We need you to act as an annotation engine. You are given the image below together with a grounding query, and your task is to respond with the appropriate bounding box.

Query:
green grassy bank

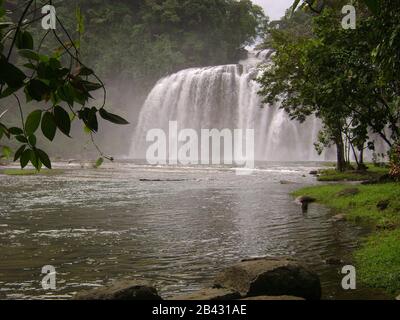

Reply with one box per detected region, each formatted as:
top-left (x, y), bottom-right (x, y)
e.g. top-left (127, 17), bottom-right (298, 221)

top-left (0, 169), bottom-right (64, 176)
top-left (294, 178), bottom-right (400, 295)
top-left (316, 164), bottom-right (389, 182)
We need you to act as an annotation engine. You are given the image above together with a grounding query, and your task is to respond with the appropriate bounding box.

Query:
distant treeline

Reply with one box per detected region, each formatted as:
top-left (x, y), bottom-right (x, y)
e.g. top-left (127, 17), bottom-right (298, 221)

top-left (22, 0), bottom-right (267, 85)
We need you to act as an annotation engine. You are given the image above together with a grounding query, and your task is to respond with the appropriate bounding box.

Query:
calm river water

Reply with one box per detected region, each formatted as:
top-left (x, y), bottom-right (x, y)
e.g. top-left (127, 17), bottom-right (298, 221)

top-left (0, 161), bottom-right (389, 299)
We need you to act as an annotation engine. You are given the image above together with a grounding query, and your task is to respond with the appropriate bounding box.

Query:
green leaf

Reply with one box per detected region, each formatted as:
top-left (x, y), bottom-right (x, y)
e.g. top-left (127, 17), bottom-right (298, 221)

top-left (2, 145), bottom-right (11, 159)
top-left (18, 49), bottom-right (40, 61)
top-left (30, 150), bottom-right (41, 171)
top-left (14, 145), bottom-right (26, 161)
top-left (54, 106), bottom-right (71, 137)
top-left (26, 79), bottom-right (51, 101)
top-left (28, 134), bottom-right (36, 146)
top-left (8, 127), bottom-right (23, 135)
top-left (83, 125), bottom-right (92, 134)
top-left (99, 108), bottom-right (129, 125)
top-left (57, 84), bottom-right (75, 106)
top-left (79, 67), bottom-right (94, 76)
top-left (16, 135), bottom-right (28, 143)
top-left (0, 58), bottom-right (26, 88)
top-left (36, 149), bottom-right (51, 169)
top-left (20, 149), bottom-right (32, 168)
top-left (81, 80), bottom-right (103, 92)
top-left (25, 110), bottom-right (42, 135)
top-left (23, 63), bottom-right (37, 70)
top-left (16, 31), bottom-right (34, 50)
top-left (94, 157), bottom-right (103, 168)
top-left (0, 86), bottom-right (19, 98)
top-left (41, 112), bottom-right (57, 141)
top-left (79, 107), bottom-right (98, 132)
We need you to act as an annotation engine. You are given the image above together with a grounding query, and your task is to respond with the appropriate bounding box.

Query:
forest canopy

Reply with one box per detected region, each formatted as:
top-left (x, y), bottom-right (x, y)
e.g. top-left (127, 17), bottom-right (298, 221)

top-left (48, 0), bottom-right (268, 84)
top-left (0, 0), bottom-right (268, 166)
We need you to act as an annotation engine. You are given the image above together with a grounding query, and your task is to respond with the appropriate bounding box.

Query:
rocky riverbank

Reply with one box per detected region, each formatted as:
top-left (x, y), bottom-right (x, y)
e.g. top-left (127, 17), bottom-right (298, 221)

top-left (74, 257), bottom-right (321, 300)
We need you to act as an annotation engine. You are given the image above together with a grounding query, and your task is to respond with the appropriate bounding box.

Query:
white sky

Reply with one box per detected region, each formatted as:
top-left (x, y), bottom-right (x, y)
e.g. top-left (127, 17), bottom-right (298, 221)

top-left (252, 0), bottom-right (294, 20)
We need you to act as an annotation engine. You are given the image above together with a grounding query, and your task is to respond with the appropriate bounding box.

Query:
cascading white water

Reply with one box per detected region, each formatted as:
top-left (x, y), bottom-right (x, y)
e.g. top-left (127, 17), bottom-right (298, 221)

top-left (130, 50), bottom-right (325, 161)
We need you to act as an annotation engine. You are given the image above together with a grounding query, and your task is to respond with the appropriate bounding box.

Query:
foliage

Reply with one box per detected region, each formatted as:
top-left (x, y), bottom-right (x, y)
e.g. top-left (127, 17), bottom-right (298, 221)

top-left (51, 0), bottom-right (268, 83)
top-left (259, 1), bottom-right (400, 172)
top-left (0, 0), bottom-right (129, 170)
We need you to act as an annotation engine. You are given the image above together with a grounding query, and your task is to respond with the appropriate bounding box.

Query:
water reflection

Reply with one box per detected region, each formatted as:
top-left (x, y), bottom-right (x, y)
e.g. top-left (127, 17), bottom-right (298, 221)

top-left (0, 162), bottom-right (388, 299)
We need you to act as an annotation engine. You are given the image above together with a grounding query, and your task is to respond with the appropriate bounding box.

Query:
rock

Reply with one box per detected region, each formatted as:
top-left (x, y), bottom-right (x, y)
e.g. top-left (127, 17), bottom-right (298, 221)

top-left (241, 295), bottom-right (305, 300)
top-left (296, 196), bottom-right (316, 204)
top-left (376, 223), bottom-right (396, 231)
top-left (169, 288), bottom-right (240, 300)
top-left (377, 200), bottom-right (390, 211)
top-left (324, 258), bottom-right (344, 266)
top-left (296, 196), bottom-right (317, 213)
top-left (213, 257), bottom-right (321, 300)
top-left (336, 188), bottom-right (360, 197)
top-left (309, 170), bottom-right (318, 175)
top-left (396, 295), bottom-right (400, 301)
top-left (74, 280), bottom-right (162, 300)
top-left (331, 214), bottom-right (347, 222)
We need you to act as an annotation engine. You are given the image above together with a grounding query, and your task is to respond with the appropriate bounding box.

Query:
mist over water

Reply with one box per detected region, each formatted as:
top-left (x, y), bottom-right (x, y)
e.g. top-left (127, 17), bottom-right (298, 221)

top-left (130, 50), bottom-right (326, 161)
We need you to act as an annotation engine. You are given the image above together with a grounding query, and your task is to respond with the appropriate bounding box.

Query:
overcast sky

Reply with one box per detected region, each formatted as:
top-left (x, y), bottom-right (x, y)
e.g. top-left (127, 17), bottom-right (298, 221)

top-left (253, 0), bottom-right (294, 20)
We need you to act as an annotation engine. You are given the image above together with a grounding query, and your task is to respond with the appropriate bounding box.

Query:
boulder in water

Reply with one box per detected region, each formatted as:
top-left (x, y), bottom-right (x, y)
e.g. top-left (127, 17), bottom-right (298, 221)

top-left (296, 196), bottom-right (317, 204)
top-left (74, 280), bottom-right (162, 300)
top-left (280, 180), bottom-right (297, 185)
top-left (169, 288), bottom-right (240, 300)
top-left (213, 257), bottom-right (321, 300)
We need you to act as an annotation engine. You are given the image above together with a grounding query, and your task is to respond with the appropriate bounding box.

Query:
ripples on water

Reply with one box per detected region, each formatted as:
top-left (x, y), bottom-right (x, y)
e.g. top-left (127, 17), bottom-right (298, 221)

top-left (0, 162), bottom-right (388, 299)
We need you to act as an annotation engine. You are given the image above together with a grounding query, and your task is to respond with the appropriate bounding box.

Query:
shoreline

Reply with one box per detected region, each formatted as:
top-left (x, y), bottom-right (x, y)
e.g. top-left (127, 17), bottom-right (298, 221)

top-left (293, 167), bottom-right (400, 299)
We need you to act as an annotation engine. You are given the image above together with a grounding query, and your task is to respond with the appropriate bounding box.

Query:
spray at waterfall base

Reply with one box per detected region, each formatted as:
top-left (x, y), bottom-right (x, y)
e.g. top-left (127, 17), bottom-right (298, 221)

top-left (145, 121), bottom-right (255, 175)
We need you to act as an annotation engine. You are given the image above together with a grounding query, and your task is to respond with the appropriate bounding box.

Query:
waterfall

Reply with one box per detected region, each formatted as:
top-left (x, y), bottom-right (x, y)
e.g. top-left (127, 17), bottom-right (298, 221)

top-left (130, 50), bottom-right (324, 162)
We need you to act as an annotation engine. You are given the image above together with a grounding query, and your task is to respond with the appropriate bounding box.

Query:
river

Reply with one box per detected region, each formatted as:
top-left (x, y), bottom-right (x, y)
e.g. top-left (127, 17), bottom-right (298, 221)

top-left (0, 161), bottom-right (389, 299)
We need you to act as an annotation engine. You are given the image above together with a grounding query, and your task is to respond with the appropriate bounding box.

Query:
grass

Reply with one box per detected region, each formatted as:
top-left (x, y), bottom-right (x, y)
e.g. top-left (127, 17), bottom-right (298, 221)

top-left (355, 230), bottom-right (400, 293)
top-left (293, 183), bottom-right (400, 227)
top-left (293, 182), bottom-right (400, 294)
top-left (0, 169), bottom-right (64, 176)
top-left (316, 164), bottom-right (389, 182)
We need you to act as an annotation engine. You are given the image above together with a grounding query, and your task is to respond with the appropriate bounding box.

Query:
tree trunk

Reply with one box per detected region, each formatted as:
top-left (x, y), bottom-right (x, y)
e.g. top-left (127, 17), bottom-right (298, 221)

top-left (335, 135), bottom-right (346, 172)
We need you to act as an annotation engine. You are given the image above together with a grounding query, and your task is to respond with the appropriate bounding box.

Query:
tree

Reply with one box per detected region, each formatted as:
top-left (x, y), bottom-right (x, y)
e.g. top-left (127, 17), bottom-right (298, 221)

top-left (0, 0), bottom-right (129, 170)
top-left (259, 1), bottom-right (400, 171)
